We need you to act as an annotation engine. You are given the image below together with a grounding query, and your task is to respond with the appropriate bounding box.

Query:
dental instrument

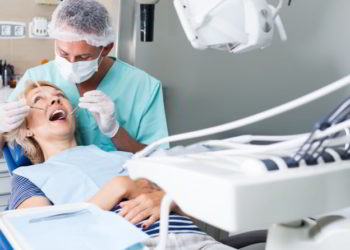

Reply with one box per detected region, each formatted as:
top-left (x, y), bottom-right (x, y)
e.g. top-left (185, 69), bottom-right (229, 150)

top-left (30, 104), bottom-right (77, 114)
top-left (293, 97), bottom-right (350, 162)
top-left (69, 105), bottom-right (79, 115)
top-left (33, 81), bottom-right (41, 89)
top-left (29, 106), bottom-right (44, 111)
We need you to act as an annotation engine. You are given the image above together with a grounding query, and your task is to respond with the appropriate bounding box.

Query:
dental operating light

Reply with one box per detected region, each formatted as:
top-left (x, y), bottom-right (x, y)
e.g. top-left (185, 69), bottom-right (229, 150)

top-left (137, 0), bottom-right (287, 53)
top-left (173, 0), bottom-right (287, 53)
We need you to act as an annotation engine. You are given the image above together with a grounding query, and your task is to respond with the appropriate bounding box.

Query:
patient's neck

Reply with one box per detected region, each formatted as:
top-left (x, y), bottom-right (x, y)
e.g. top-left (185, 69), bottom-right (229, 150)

top-left (40, 137), bottom-right (77, 161)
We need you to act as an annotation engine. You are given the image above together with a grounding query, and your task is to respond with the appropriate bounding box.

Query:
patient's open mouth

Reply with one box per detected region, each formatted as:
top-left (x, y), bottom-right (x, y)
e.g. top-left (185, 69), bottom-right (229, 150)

top-left (49, 110), bottom-right (67, 121)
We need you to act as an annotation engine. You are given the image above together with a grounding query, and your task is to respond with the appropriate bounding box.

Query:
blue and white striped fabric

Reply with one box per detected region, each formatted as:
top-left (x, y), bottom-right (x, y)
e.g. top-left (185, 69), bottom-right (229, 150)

top-left (111, 206), bottom-right (203, 236)
top-left (9, 175), bottom-right (203, 237)
top-left (9, 175), bottom-right (50, 209)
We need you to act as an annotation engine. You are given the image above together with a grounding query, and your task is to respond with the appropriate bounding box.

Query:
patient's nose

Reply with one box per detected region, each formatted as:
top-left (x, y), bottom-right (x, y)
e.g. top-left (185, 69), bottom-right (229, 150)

top-left (50, 97), bottom-right (61, 105)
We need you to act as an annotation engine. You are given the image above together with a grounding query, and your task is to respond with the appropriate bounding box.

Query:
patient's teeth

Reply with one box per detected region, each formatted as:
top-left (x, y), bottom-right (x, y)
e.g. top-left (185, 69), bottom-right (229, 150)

top-left (49, 109), bottom-right (67, 121)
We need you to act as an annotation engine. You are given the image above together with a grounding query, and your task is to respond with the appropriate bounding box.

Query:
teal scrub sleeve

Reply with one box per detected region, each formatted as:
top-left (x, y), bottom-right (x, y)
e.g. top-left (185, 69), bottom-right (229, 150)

top-left (137, 82), bottom-right (170, 149)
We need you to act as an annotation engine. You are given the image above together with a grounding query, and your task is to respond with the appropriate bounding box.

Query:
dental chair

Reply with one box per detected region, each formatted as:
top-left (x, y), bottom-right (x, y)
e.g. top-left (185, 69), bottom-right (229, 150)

top-left (221, 230), bottom-right (267, 250)
top-left (3, 143), bottom-right (32, 175)
top-left (1, 143), bottom-right (267, 249)
top-left (0, 143), bottom-right (32, 250)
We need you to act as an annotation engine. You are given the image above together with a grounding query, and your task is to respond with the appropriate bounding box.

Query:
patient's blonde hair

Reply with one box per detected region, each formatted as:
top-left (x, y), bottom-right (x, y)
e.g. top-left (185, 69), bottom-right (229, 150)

top-left (4, 80), bottom-right (64, 164)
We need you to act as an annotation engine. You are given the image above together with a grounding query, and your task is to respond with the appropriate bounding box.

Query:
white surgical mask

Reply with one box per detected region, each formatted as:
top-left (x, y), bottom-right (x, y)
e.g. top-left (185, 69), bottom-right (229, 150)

top-left (55, 49), bottom-right (104, 84)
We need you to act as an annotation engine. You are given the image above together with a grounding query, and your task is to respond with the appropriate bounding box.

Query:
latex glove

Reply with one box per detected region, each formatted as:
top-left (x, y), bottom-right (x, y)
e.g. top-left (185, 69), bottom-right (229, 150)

top-left (0, 99), bottom-right (30, 133)
top-left (78, 90), bottom-right (119, 138)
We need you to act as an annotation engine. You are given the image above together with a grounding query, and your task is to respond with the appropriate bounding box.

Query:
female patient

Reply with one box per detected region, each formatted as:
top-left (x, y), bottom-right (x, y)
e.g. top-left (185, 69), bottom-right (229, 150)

top-left (5, 81), bottom-right (236, 250)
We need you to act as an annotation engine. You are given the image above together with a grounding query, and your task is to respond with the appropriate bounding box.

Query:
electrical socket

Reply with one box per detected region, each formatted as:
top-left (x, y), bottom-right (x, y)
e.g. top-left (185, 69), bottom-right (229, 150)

top-left (29, 17), bottom-right (50, 39)
top-left (0, 22), bottom-right (26, 39)
top-left (1, 25), bottom-right (11, 36)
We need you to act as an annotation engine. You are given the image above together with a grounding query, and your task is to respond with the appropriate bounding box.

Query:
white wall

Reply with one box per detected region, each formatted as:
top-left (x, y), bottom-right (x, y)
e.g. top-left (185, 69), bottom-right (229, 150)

top-left (134, 0), bottom-right (350, 145)
top-left (0, 1), bottom-right (56, 75)
top-left (0, 0), bottom-right (116, 75)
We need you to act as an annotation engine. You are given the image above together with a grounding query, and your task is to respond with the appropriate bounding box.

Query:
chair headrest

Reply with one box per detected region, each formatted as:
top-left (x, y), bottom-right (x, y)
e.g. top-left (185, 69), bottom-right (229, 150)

top-left (3, 143), bottom-right (32, 174)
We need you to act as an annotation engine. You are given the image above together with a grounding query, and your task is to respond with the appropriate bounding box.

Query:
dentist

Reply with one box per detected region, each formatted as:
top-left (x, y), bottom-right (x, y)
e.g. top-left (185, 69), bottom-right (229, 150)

top-left (0, 0), bottom-right (168, 153)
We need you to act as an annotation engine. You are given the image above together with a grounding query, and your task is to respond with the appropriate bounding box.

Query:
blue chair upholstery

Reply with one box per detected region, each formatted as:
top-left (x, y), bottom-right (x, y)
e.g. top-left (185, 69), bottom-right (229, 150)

top-left (3, 143), bottom-right (32, 175)
top-left (0, 231), bottom-right (13, 250)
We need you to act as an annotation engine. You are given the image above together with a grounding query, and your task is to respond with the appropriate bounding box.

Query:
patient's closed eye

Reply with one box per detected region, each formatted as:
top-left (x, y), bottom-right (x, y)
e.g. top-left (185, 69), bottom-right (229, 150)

top-left (33, 96), bottom-right (42, 103)
top-left (57, 93), bottom-right (67, 99)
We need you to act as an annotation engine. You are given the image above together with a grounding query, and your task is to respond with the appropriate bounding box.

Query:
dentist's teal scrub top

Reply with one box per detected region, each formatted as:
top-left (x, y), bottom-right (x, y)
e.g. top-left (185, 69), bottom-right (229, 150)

top-left (9, 59), bottom-right (169, 151)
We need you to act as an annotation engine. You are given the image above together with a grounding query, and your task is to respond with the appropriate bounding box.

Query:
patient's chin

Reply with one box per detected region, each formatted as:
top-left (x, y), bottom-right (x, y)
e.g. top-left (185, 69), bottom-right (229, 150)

top-left (36, 122), bottom-right (75, 141)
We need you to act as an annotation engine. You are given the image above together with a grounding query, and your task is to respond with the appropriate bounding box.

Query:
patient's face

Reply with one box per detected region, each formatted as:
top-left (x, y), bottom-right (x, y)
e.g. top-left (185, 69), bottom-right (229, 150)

top-left (25, 85), bottom-right (76, 142)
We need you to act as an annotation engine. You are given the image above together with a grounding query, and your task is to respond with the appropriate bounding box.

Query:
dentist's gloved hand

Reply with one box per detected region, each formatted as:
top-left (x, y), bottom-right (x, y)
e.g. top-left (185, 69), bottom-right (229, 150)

top-left (0, 99), bottom-right (30, 133)
top-left (78, 90), bottom-right (119, 138)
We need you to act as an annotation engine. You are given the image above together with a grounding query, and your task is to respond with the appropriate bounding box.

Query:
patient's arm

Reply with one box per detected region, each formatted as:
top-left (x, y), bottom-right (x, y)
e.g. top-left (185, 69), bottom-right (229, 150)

top-left (88, 176), bottom-right (184, 227)
top-left (87, 176), bottom-right (155, 211)
top-left (17, 196), bottom-right (52, 209)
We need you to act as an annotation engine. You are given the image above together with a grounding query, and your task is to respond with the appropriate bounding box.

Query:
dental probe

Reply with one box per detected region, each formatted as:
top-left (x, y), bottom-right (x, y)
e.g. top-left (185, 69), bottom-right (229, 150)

top-left (69, 105), bottom-right (79, 115)
top-left (29, 106), bottom-right (45, 111)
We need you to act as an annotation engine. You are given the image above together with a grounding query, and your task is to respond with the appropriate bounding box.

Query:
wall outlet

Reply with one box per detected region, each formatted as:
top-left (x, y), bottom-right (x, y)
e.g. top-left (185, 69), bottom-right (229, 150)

top-left (14, 25), bottom-right (25, 37)
top-left (1, 25), bottom-right (11, 36)
top-left (29, 17), bottom-right (50, 39)
top-left (0, 22), bottom-right (26, 39)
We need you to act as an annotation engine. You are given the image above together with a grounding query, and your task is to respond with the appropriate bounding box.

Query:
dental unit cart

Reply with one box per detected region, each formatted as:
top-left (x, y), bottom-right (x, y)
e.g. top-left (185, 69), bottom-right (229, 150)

top-left (126, 73), bottom-right (350, 250)
top-left (127, 145), bottom-right (350, 250)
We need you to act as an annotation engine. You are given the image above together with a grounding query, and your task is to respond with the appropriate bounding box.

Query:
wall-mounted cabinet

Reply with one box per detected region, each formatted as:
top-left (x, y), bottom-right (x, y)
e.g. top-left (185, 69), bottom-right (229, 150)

top-left (35, 0), bottom-right (61, 5)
